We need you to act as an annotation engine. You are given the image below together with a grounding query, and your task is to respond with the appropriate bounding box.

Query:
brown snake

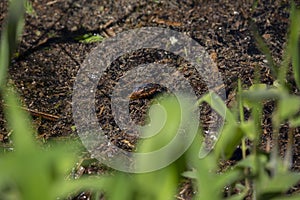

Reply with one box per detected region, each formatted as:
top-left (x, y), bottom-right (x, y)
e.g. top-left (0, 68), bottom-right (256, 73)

top-left (128, 83), bottom-right (167, 100)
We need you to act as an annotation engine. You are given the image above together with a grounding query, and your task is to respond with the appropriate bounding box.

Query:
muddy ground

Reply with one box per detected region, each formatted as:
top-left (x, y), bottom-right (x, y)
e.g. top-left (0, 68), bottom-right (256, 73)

top-left (1, 0), bottom-right (300, 199)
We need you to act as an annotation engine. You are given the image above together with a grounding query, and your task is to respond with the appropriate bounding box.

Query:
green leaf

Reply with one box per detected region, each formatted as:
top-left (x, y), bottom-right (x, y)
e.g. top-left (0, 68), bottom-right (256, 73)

top-left (75, 33), bottom-right (104, 43)
top-left (240, 120), bottom-right (256, 141)
top-left (0, 33), bottom-right (9, 87)
top-left (101, 173), bottom-right (132, 200)
top-left (251, 21), bottom-right (278, 78)
top-left (236, 153), bottom-right (269, 175)
top-left (249, 83), bottom-right (268, 91)
top-left (225, 188), bottom-right (248, 200)
top-left (216, 169), bottom-right (244, 190)
top-left (133, 165), bottom-right (179, 200)
top-left (52, 176), bottom-right (112, 199)
top-left (197, 92), bottom-right (235, 123)
top-left (181, 169), bottom-right (198, 179)
top-left (71, 125), bottom-right (77, 132)
top-left (192, 155), bottom-right (243, 200)
top-left (272, 193), bottom-right (300, 200)
top-left (288, 2), bottom-right (300, 89)
top-left (24, 0), bottom-right (36, 16)
top-left (278, 95), bottom-right (300, 121)
top-left (3, 87), bottom-right (36, 152)
top-left (214, 123), bottom-right (244, 159)
top-left (260, 172), bottom-right (300, 195)
top-left (290, 116), bottom-right (300, 127)
top-left (0, 0), bottom-right (25, 87)
top-left (242, 87), bottom-right (280, 103)
top-left (0, 142), bottom-right (79, 200)
top-left (197, 92), bottom-right (237, 158)
top-left (194, 155), bottom-right (221, 200)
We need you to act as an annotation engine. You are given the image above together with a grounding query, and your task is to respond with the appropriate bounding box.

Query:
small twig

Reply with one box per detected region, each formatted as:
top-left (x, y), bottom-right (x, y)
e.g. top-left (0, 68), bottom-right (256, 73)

top-left (152, 17), bottom-right (182, 27)
top-left (99, 106), bottom-right (105, 116)
top-left (175, 196), bottom-right (185, 200)
top-left (209, 83), bottom-right (225, 93)
top-left (46, 0), bottom-right (59, 6)
top-left (3, 104), bottom-right (60, 121)
top-left (284, 127), bottom-right (294, 170)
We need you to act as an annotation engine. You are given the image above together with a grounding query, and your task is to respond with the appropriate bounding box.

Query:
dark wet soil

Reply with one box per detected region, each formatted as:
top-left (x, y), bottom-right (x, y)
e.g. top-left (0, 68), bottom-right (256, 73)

top-left (1, 0), bottom-right (300, 199)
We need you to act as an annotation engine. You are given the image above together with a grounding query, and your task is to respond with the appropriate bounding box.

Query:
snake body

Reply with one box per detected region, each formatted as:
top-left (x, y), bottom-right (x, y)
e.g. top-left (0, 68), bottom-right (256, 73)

top-left (129, 83), bottom-right (167, 100)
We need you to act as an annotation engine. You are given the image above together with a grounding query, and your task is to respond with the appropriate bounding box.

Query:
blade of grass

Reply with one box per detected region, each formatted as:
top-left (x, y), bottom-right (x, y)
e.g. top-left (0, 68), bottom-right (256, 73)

top-left (238, 79), bottom-right (246, 157)
top-left (272, 194), bottom-right (300, 200)
top-left (0, 0), bottom-right (25, 87)
top-left (288, 2), bottom-right (300, 89)
top-left (52, 176), bottom-right (112, 199)
top-left (196, 92), bottom-right (235, 124)
top-left (237, 79), bottom-right (250, 190)
top-left (250, 20), bottom-right (278, 79)
top-left (0, 0), bottom-right (36, 163)
top-left (3, 79), bottom-right (36, 152)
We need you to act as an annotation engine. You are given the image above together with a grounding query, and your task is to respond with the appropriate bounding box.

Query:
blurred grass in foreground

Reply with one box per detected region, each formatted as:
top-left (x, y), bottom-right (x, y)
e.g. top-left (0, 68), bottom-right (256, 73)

top-left (0, 0), bottom-right (300, 200)
top-left (0, 1), bottom-right (111, 200)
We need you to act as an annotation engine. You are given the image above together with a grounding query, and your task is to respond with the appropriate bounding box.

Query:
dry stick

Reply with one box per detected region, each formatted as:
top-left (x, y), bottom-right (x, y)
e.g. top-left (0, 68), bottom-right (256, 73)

top-left (3, 104), bottom-right (60, 121)
top-left (284, 127), bottom-right (294, 171)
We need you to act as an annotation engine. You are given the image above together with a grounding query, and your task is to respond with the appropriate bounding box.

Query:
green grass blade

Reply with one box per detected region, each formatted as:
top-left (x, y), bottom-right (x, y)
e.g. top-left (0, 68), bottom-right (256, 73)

top-left (196, 92), bottom-right (235, 124)
top-left (0, 34), bottom-right (9, 87)
top-left (288, 2), bottom-right (300, 89)
top-left (250, 20), bottom-right (278, 79)
top-left (272, 194), bottom-right (300, 200)
top-left (214, 123), bottom-right (244, 159)
top-left (52, 176), bottom-right (111, 199)
top-left (0, 0), bottom-right (25, 87)
top-left (3, 87), bottom-right (36, 151)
